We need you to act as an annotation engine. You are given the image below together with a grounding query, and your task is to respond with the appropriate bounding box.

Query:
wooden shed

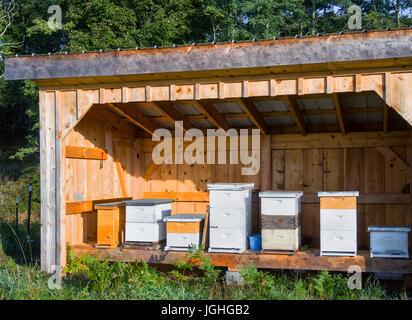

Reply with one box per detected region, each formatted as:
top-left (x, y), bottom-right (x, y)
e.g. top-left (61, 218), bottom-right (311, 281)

top-left (4, 29), bottom-right (412, 275)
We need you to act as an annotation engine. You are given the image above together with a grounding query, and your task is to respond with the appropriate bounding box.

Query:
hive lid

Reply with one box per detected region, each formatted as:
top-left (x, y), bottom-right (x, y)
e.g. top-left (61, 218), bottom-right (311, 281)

top-left (318, 191), bottom-right (359, 197)
top-left (94, 202), bottom-right (124, 208)
top-left (368, 226), bottom-right (411, 232)
top-left (259, 191), bottom-right (303, 198)
top-left (207, 183), bottom-right (254, 191)
top-left (163, 214), bottom-right (205, 222)
top-left (121, 199), bottom-right (174, 206)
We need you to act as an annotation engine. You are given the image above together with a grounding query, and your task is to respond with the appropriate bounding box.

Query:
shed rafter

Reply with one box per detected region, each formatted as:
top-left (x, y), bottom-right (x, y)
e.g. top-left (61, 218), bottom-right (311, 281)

top-left (150, 101), bottom-right (194, 133)
top-left (332, 93), bottom-right (346, 134)
top-left (282, 95), bottom-right (307, 135)
top-left (106, 103), bottom-right (159, 136)
top-left (237, 98), bottom-right (269, 135)
top-left (191, 100), bottom-right (232, 131)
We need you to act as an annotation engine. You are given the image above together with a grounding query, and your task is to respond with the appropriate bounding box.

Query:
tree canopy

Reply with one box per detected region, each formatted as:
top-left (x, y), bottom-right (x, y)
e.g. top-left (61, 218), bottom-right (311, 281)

top-left (0, 0), bottom-right (411, 178)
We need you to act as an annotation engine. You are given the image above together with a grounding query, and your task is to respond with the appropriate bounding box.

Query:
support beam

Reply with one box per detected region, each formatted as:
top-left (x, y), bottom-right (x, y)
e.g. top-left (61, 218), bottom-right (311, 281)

top-left (237, 98), bottom-right (269, 135)
top-left (143, 192), bottom-right (209, 202)
top-left (282, 96), bottom-right (307, 135)
top-left (376, 146), bottom-right (409, 171)
top-left (65, 146), bottom-right (108, 160)
top-left (106, 103), bottom-right (158, 136)
top-left (332, 93), bottom-right (346, 134)
top-left (192, 100), bottom-right (231, 131)
top-left (383, 104), bottom-right (390, 133)
top-left (150, 101), bottom-right (194, 132)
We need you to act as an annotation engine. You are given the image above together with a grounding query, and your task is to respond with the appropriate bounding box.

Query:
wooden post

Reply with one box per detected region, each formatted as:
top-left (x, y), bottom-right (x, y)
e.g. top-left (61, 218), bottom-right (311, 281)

top-left (40, 90), bottom-right (60, 273)
top-left (260, 135), bottom-right (272, 191)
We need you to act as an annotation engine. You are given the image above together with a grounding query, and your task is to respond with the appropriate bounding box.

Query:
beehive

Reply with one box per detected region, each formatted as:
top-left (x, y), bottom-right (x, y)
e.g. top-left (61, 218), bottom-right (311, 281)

top-left (259, 191), bottom-right (303, 252)
top-left (368, 226), bottom-right (411, 259)
top-left (95, 203), bottom-right (125, 248)
top-left (164, 214), bottom-right (205, 251)
top-left (123, 199), bottom-right (173, 244)
top-left (319, 191), bottom-right (359, 256)
top-left (207, 183), bottom-right (254, 253)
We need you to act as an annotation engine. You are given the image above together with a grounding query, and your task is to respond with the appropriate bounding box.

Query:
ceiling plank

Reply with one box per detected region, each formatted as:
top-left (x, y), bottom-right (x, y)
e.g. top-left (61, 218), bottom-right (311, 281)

top-left (237, 98), bottom-right (269, 135)
top-left (192, 100), bottom-right (231, 131)
top-left (332, 93), bottom-right (346, 134)
top-left (282, 96), bottom-right (307, 135)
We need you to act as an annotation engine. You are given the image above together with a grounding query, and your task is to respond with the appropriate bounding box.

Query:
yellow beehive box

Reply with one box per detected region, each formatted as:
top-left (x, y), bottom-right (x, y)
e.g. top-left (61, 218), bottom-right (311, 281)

top-left (95, 203), bottom-right (125, 248)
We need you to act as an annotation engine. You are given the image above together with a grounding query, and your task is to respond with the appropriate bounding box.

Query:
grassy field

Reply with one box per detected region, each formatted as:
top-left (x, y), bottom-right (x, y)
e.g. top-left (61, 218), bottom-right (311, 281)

top-left (0, 180), bottom-right (406, 301)
top-left (0, 226), bottom-right (406, 300)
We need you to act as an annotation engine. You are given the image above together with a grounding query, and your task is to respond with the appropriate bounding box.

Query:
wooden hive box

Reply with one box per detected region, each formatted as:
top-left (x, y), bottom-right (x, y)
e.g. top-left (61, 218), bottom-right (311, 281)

top-left (207, 183), bottom-right (254, 254)
top-left (259, 191), bottom-right (303, 253)
top-left (123, 199), bottom-right (173, 244)
top-left (368, 226), bottom-right (411, 259)
top-left (163, 214), bottom-right (205, 251)
top-left (319, 191), bottom-right (359, 257)
top-left (95, 203), bottom-right (126, 248)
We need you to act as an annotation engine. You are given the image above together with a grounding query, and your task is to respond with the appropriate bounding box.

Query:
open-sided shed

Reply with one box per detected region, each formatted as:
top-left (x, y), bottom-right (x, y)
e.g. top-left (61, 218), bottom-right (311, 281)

top-left (4, 29), bottom-right (412, 275)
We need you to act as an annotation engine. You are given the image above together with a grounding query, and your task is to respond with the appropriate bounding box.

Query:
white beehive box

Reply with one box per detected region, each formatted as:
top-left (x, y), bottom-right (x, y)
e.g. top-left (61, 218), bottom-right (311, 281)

top-left (123, 199), bottom-right (173, 243)
top-left (368, 226), bottom-right (410, 259)
top-left (207, 183), bottom-right (254, 253)
top-left (319, 191), bottom-right (359, 257)
top-left (164, 214), bottom-right (205, 251)
top-left (259, 191), bottom-right (303, 252)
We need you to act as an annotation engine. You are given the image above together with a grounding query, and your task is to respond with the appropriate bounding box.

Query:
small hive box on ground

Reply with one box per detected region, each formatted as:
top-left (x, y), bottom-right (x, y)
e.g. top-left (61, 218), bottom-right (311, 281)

top-left (368, 226), bottom-right (411, 259)
top-left (164, 214), bottom-right (205, 251)
top-left (319, 191), bottom-right (359, 257)
top-left (207, 183), bottom-right (254, 253)
top-left (123, 199), bottom-right (173, 244)
top-left (95, 202), bottom-right (125, 248)
top-left (259, 191), bottom-right (303, 253)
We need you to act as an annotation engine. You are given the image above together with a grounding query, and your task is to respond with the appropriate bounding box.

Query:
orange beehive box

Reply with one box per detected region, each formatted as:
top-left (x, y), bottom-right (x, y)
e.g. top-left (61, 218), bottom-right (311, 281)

top-left (95, 203), bottom-right (125, 248)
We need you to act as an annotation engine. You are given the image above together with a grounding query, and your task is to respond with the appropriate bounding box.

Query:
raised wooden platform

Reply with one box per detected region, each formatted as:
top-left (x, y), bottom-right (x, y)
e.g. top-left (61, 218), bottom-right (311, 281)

top-left (71, 245), bottom-right (412, 274)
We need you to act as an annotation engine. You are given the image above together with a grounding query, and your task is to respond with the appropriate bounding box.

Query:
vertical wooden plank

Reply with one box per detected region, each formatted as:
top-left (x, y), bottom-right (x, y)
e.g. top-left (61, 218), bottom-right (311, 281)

top-left (284, 149), bottom-right (304, 190)
top-left (271, 150), bottom-right (285, 191)
top-left (177, 163), bottom-right (195, 214)
top-left (407, 132), bottom-right (412, 249)
top-left (40, 90), bottom-right (57, 273)
top-left (385, 146), bottom-right (407, 226)
top-left (260, 135), bottom-right (272, 190)
top-left (364, 148), bottom-right (385, 248)
top-left (344, 148), bottom-right (366, 249)
top-left (323, 148), bottom-right (344, 190)
top-left (302, 149), bottom-right (323, 247)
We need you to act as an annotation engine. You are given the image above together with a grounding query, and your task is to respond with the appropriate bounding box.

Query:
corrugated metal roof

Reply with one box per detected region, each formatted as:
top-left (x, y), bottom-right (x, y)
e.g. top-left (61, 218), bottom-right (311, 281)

top-left (227, 117), bottom-right (255, 127)
top-left (253, 100), bottom-right (288, 112)
top-left (214, 102), bottom-right (245, 114)
top-left (264, 116), bottom-right (295, 127)
top-left (190, 118), bottom-right (214, 128)
top-left (174, 104), bottom-right (202, 115)
top-left (297, 97), bottom-right (337, 125)
top-left (135, 104), bottom-right (163, 117)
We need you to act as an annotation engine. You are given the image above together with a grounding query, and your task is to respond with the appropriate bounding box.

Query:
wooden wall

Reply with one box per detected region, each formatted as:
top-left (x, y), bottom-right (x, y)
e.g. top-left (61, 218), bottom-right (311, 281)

top-left (64, 112), bottom-right (412, 251)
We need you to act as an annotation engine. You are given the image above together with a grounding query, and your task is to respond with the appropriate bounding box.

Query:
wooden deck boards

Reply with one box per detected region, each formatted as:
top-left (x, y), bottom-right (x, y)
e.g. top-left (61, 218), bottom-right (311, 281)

top-left (71, 245), bottom-right (412, 274)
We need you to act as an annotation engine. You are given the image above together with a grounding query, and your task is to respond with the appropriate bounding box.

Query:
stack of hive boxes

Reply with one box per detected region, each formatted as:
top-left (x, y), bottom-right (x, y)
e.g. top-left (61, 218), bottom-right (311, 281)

top-left (164, 214), bottom-right (205, 251)
top-left (123, 199), bottom-right (173, 244)
top-left (259, 191), bottom-right (303, 253)
top-left (207, 183), bottom-right (254, 253)
top-left (319, 191), bottom-right (359, 256)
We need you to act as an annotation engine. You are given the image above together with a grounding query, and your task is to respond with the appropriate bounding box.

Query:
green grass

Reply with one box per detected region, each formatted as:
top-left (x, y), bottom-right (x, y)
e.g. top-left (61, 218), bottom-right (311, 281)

top-left (0, 244), bottom-right (404, 300)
